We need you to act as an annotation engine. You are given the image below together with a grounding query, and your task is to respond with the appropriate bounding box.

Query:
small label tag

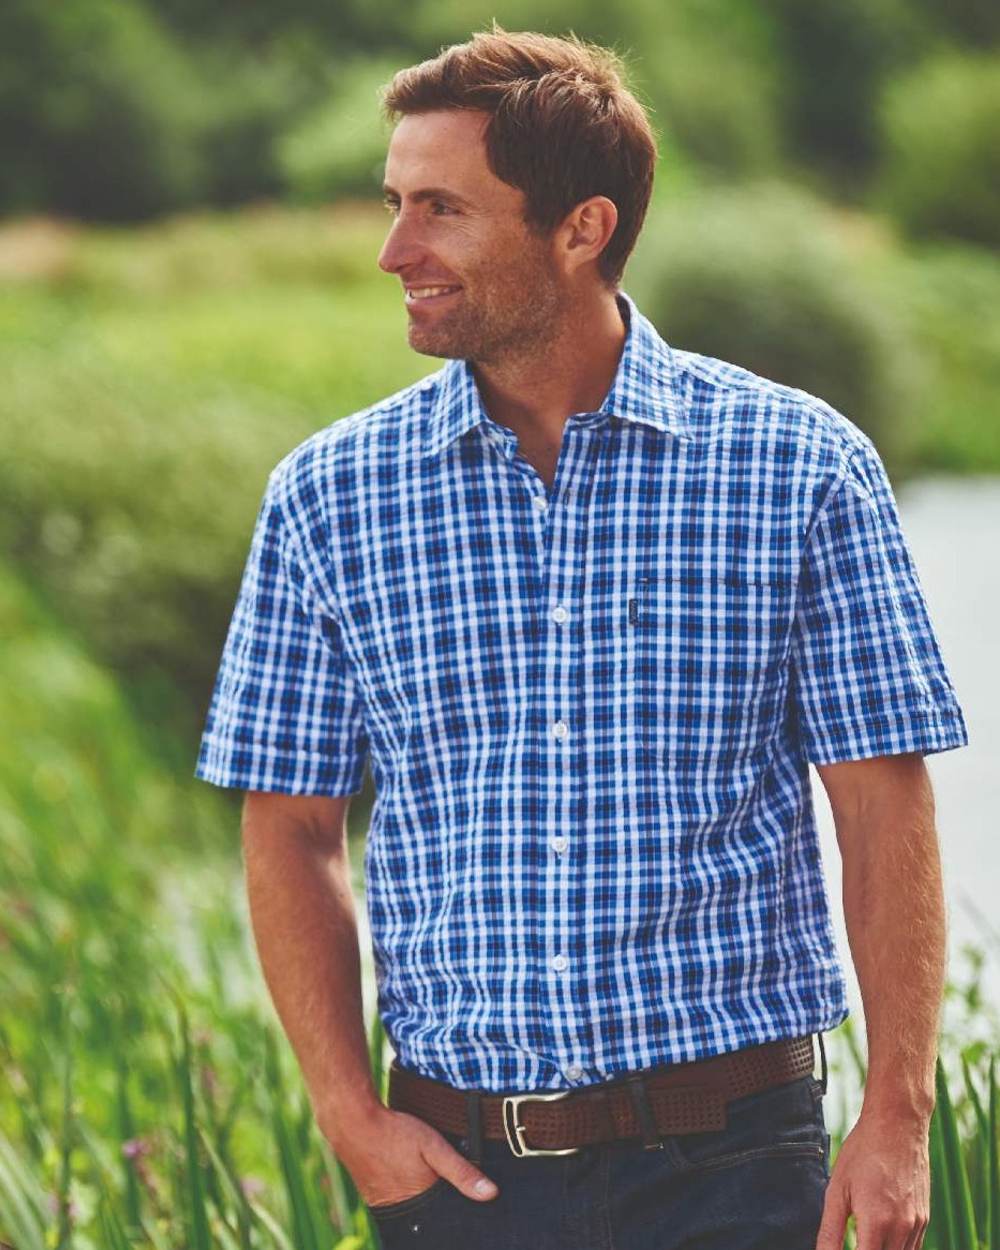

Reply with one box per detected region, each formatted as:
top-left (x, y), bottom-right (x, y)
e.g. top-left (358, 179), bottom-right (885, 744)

top-left (628, 598), bottom-right (639, 625)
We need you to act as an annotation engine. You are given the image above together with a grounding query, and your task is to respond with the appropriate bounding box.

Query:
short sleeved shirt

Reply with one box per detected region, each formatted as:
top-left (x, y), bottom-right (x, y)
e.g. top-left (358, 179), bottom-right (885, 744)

top-left (195, 289), bottom-right (968, 1092)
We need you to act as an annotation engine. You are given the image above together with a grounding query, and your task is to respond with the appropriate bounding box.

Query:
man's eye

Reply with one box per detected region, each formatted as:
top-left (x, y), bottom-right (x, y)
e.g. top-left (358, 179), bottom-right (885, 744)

top-left (430, 202), bottom-right (455, 215)
top-left (382, 198), bottom-right (400, 215)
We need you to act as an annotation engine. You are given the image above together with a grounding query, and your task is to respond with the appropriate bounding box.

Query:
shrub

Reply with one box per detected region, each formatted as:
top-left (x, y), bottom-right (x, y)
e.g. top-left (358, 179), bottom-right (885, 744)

top-left (767, 0), bottom-right (926, 193)
top-left (625, 180), bottom-right (920, 467)
top-left (0, 0), bottom-right (205, 220)
top-left (0, 206), bottom-right (422, 745)
top-left (278, 58), bottom-right (399, 203)
top-left (875, 51), bottom-right (1000, 249)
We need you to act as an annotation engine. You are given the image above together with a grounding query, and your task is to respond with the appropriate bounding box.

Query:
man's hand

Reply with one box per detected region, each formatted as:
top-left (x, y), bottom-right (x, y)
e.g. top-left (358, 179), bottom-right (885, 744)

top-left (319, 1103), bottom-right (500, 1210)
top-left (815, 1108), bottom-right (930, 1250)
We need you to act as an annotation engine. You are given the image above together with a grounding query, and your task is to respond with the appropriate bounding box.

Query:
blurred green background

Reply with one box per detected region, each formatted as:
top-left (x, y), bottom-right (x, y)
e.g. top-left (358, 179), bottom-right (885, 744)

top-left (2, 2), bottom-right (999, 1247)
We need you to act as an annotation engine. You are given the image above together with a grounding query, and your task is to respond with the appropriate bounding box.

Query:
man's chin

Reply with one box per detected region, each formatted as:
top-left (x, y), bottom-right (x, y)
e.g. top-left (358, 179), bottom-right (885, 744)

top-left (407, 328), bottom-right (466, 360)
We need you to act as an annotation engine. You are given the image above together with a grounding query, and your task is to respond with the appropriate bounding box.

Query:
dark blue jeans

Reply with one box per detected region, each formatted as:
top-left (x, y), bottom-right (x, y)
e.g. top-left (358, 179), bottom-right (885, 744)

top-left (368, 1073), bottom-right (831, 1250)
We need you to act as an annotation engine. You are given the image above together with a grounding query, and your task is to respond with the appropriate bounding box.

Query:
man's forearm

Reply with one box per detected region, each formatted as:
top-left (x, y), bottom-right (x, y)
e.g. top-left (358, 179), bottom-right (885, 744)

top-left (242, 823), bottom-right (383, 1140)
top-left (839, 766), bottom-right (945, 1124)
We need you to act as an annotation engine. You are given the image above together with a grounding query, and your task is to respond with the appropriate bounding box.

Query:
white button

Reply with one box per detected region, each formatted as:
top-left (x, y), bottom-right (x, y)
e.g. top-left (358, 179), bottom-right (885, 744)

top-left (552, 720), bottom-right (568, 740)
top-left (551, 836), bottom-right (568, 854)
top-left (552, 606), bottom-right (568, 624)
top-left (566, 1064), bottom-right (584, 1080)
top-left (533, 495), bottom-right (547, 511)
top-left (551, 953), bottom-right (569, 972)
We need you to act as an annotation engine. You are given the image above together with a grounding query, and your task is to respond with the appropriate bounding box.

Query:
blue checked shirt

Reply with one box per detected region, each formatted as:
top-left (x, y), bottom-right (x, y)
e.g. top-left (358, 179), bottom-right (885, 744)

top-left (195, 290), bottom-right (969, 1092)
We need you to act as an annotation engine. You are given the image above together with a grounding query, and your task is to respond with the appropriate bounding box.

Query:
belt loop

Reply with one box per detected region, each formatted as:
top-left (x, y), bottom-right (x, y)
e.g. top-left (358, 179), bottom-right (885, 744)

top-left (464, 1089), bottom-right (484, 1164)
top-left (816, 1031), bottom-right (828, 1096)
top-left (625, 1073), bottom-right (664, 1151)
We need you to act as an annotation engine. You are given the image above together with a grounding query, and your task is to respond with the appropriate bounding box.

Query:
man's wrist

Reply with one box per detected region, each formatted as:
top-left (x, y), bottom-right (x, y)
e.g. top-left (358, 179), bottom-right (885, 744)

top-left (860, 1086), bottom-right (935, 1129)
top-left (312, 1085), bottom-right (386, 1143)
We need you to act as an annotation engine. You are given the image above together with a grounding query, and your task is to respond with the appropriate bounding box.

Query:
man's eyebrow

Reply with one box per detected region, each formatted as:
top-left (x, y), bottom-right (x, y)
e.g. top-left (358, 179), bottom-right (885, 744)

top-left (381, 184), bottom-right (476, 209)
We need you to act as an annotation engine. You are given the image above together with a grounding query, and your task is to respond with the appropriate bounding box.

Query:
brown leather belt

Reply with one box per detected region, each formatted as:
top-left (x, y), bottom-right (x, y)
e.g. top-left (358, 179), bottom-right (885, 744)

top-left (388, 1034), bottom-right (820, 1158)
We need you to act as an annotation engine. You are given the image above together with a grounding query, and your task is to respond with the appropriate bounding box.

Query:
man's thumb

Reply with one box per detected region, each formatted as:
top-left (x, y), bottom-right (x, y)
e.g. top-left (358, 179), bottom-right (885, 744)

top-left (433, 1143), bottom-right (499, 1202)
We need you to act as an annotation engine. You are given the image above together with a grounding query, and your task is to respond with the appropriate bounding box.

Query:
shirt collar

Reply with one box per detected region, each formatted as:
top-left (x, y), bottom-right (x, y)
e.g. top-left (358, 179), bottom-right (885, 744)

top-left (420, 289), bottom-right (692, 460)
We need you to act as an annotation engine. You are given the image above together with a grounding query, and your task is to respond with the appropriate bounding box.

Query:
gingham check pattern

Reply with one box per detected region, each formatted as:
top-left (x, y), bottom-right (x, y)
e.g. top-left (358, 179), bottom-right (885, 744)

top-left (195, 290), bottom-right (969, 1092)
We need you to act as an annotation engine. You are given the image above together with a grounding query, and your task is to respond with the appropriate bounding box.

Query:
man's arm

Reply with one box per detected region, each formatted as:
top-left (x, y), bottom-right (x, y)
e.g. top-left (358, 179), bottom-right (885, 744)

top-left (239, 790), bottom-right (500, 1207)
top-left (816, 750), bottom-right (944, 1122)
top-left (241, 791), bottom-right (383, 1140)
top-left (812, 750), bottom-right (939, 1250)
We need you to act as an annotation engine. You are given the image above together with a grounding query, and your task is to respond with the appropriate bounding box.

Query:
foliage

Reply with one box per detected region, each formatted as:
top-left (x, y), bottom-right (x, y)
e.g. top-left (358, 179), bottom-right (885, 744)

top-left (911, 0), bottom-right (1000, 48)
top-left (0, 556), bottom-right (381, 1247)
top-left (0, 206), bottom-right (427, 745)
top-left (627, 179), bottom-right (920, 473)
top-left (865, 241), bottom-right (1000, 474)
top-left (875, 51), bottom-right (1000, 250)
top-left (766, 0), bottom-right (929, 194)
top-left (279, 58), bottom-right (400, 203)
top-left (0, 0), bottom-right (332, 221)
top-left (0, 0), bottom-right (205, 220)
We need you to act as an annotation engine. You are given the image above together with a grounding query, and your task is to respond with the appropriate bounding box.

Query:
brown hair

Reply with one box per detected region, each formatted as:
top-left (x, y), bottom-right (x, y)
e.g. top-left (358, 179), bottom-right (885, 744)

top-left (380, 25), bottom-right (658, 289)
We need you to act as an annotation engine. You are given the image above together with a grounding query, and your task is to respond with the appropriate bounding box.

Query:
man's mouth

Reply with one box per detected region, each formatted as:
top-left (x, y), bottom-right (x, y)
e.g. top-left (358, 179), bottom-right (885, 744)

top-left (405, 285), bottom-right (462, 306)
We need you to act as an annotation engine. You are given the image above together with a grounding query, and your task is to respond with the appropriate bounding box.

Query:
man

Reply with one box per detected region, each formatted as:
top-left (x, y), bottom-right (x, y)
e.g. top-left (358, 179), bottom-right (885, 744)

top-left (195, 26), bottom-right (968, 1250)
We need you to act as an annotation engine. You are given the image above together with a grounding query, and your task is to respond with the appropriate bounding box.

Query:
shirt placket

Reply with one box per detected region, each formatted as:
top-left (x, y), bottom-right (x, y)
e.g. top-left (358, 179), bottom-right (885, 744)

top-left (486, 411), bottom-right (607, 1087)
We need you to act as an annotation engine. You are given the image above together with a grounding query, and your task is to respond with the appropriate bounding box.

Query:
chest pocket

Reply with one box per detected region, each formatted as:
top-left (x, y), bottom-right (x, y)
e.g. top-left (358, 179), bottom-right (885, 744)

top-left (627, 571), bottom-right (796, 750)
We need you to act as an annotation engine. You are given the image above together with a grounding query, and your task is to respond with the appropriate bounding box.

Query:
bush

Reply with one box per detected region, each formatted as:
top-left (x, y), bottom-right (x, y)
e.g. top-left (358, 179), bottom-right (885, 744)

top-left (0, 0), bottom-right (342, 221)
top-left (768, 0), bottom-right (927, 193)
top-left (911, 0), bottom-right (1000, 47)
top-left (0, 0), bottom-right (205, 220)
top-left (638, 37), bottom-right (784, 181)
top-left (278, 57), bottom-right (399, 202)
top-left (875, 51), bottom-right (1000, 249)
top-left (0, 206), bottom-right (423, 745)
top-left (625, 180), bottom-right (920, 467)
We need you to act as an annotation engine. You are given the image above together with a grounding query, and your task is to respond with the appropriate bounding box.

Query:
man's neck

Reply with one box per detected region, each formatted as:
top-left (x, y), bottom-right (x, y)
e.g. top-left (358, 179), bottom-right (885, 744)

top-left (470, 289), bottom-right (627, 449)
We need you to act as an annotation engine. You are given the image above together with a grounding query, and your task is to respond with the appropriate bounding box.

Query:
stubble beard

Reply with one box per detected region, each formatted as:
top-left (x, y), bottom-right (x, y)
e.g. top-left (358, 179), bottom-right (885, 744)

top-left (407, 251), bottom-right (566, 367)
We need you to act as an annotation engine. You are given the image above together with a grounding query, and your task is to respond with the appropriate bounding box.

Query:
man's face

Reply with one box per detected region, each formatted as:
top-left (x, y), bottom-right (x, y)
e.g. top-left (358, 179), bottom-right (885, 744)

top-left (377, 109), bottom-right (566, 364)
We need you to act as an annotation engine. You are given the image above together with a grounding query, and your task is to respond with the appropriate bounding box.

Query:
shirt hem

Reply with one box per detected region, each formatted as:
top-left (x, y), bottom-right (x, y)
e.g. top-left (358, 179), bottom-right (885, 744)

top-left (803, 706), bottom-right (969, 766)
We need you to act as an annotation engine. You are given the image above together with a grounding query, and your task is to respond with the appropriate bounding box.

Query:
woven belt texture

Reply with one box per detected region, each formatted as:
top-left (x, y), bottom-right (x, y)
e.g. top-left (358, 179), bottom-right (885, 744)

top-left (387, 1035), bottom-right (816, 1152)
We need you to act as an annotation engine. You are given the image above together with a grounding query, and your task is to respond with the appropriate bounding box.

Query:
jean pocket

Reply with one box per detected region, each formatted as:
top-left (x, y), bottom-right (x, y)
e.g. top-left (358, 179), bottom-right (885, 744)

top-left (664, 1075), bottom-right (827, 1176)
top-left (367, 1176), bottom-right (449, 1222)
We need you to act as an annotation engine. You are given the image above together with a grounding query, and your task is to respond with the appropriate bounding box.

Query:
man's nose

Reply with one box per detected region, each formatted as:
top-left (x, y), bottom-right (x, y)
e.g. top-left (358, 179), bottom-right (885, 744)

top-left (377, 218), bottom-right (425, 275)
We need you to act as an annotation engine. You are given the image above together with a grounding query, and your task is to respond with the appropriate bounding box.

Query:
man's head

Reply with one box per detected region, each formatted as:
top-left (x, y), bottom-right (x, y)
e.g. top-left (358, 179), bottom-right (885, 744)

top-left (377, 26), bottom-right (658, 363)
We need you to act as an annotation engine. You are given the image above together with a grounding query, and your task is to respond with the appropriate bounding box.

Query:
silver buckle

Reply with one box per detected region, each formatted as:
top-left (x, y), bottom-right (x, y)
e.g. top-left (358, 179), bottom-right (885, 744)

top-left (501, 1090), bottom-right (583, 1157)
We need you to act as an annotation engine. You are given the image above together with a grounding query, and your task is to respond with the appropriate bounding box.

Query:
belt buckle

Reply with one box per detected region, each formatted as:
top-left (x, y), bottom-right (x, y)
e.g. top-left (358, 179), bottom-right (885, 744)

top-left (501, 1090), bottom-right (582, 1157)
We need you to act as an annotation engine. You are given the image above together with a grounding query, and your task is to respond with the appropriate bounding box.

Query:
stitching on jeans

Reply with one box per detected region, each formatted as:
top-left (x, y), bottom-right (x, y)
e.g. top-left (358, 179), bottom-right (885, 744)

top-left (368, 1177), bottom-right (448, 1220)
top-left (676, 1140), bottom-right (826, 1177)
top-left (602, 1138), bottom-right (617, 1250)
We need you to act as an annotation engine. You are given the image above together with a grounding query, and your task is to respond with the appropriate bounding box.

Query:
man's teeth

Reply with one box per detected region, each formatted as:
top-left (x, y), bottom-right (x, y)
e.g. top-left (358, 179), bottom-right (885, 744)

top-left (408, 286), bottom-right (460, 298)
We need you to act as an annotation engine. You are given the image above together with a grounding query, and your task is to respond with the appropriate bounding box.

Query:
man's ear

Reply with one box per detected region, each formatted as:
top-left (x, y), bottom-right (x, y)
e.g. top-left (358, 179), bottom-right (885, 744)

top-left (557, 196), bottom-right (619, 276)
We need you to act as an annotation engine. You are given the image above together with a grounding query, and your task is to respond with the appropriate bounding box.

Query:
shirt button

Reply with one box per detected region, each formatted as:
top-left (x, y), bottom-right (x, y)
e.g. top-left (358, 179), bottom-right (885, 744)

top-left (566, 1064), bottom-right (584, 1080)
top-left (552, 720), bottom-right (568, 740)
top-left (551, 836), bottom-right (568, 854)
top-left (552, 605), bottom-right (568, 624)
top-left (551, 953), bottom-right (569, 972)
top-left (533, 495), bottom-right (547, 511)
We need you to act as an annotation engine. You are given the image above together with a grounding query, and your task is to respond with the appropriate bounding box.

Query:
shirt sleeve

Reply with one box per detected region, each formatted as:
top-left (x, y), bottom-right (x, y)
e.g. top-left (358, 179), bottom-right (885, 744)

top-left (789, 435), bottom-right (969, 766)
top-left (194, 471), bottom-right (370, 796)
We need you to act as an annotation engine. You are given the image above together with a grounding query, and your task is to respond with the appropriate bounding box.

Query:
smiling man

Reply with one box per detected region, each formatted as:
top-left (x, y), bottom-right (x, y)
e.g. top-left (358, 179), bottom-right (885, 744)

top-left (194, 26), bottom-right (969, 1250)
